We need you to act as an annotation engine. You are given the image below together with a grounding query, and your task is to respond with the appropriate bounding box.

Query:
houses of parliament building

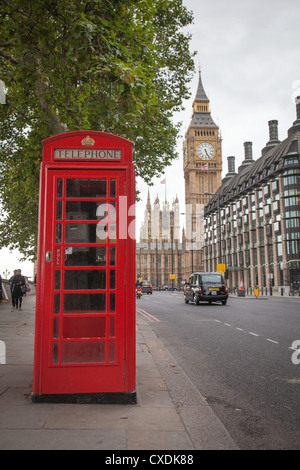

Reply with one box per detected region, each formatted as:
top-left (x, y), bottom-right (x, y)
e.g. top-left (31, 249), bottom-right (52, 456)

top-left (136, 72), bottom-right (300, 294)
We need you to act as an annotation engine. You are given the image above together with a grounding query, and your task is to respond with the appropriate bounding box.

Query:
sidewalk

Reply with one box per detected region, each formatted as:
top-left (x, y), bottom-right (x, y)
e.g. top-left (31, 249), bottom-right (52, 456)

top-left (0, 293), bottom-right (238, 450)
top-left (229, 293), bottom-right (300, 300)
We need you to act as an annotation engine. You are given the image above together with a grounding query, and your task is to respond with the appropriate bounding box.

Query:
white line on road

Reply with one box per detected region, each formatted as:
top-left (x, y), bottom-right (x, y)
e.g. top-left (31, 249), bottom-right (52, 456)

top-left (214, 319), bottom-right (282, 348)
top-left (266, 338), bottom-right (279, 344)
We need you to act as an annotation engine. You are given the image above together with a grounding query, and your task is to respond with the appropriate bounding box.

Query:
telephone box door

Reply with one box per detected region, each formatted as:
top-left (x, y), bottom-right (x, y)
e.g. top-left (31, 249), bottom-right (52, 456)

top-left (38, 169), bottom-right (128, 395)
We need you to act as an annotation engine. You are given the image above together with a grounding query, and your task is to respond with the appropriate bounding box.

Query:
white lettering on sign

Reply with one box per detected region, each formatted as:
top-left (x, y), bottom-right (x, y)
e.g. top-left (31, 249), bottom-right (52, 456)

top-left (54, 149), bottom-right (122, 160)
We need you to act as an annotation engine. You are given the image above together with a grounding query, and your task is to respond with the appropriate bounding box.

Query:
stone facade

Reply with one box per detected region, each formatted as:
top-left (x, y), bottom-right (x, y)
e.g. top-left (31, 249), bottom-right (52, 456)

top-left (204, 98), bottom-right (300, 295)
top-left (136, 193), bottom-right (184, 289)
top-left (136, 71), bottom-right (223, 288)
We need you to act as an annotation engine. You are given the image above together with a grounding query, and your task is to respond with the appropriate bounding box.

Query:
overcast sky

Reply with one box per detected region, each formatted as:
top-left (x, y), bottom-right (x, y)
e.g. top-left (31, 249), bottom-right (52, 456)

top-left (136, 0), bottom-right (300, 238)
top-left (1, 0), bottom-right (300, 278)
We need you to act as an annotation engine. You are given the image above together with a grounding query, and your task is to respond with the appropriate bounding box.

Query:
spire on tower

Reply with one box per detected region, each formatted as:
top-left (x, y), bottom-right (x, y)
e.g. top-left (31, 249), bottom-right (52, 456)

top-left (195, 68), bottom-right (209, 102)
top-left (146, 188), bottom-right (151, 210)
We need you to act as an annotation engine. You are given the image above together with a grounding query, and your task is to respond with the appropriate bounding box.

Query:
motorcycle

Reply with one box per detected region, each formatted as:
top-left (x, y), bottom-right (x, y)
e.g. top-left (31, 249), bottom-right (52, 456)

top-left (136, 286), bottom-right (142, 299)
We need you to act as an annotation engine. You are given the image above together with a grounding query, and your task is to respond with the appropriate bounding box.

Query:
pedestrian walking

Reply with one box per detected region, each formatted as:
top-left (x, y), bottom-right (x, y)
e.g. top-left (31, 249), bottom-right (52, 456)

top-left (9, 270), bottom-right (18, 309)
top-left (10, 269), bottom-right (26, 311)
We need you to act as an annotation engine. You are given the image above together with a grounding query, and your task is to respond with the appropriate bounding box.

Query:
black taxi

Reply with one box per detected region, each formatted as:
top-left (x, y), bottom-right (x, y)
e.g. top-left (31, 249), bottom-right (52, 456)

top-left (184, 272), bottom-right (228, 305)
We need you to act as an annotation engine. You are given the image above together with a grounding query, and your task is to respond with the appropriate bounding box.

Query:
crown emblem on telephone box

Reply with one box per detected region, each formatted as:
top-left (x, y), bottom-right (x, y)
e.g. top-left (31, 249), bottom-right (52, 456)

top-left (81, 135), bottom-right (95, 146)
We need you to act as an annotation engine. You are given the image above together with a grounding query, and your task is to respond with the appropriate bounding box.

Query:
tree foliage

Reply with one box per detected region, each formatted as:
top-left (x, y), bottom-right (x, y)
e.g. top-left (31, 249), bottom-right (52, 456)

top-left (0, 0), bottom-right (195, 259)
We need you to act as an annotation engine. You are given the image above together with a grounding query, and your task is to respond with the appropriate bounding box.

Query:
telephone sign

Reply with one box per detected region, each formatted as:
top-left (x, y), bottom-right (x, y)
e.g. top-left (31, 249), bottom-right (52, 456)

top-left (33, 131), bottom-right (136, 403)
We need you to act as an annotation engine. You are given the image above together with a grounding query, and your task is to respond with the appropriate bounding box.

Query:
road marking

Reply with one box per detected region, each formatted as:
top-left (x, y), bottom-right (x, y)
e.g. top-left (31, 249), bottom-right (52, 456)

top-left (214, 319), bottom-right (282, 348)
top-left (266, 338), bottom-right (279, 344)
top-left (137, 308), bottom-right (160, 323)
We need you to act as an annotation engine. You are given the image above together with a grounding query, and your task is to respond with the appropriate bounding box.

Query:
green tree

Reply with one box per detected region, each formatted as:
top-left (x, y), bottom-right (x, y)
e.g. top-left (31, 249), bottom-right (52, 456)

top-left (0, 0), bottom-right (195, 259)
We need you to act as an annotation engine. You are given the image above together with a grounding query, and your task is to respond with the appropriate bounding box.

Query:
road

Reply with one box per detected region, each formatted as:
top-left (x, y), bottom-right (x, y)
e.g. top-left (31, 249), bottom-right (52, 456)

top-left (136, 292), bottom-right (300, 450)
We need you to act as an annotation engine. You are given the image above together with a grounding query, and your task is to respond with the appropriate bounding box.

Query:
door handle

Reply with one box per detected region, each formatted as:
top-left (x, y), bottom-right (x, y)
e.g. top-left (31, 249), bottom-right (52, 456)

top-left (46, 251), bottom-right (52, 262)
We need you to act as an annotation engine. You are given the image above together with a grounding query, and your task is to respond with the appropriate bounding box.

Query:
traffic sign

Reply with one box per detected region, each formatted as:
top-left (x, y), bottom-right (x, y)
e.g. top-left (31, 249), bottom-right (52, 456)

top-left (217, 264), bottom-right (226, 274)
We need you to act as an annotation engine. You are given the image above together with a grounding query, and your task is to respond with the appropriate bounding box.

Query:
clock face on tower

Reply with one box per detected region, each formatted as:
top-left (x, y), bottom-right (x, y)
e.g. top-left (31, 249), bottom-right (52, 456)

top-left (196, 142), bottom-right (215, 160)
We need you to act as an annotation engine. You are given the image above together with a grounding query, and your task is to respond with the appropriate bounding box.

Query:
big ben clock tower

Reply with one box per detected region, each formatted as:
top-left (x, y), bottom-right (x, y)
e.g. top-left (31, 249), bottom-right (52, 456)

top-left (182, 69), bottom-right (222, 275)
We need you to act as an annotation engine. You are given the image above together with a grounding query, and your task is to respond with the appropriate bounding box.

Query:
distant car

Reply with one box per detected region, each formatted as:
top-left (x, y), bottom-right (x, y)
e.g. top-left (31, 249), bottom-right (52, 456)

top-left (142, 281), bottom-right (153, 294)
top-left (184, 272), bottom-right (228, 305)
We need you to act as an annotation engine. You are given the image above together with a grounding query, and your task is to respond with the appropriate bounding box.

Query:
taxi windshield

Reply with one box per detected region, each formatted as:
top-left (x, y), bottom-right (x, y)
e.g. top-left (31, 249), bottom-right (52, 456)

top-left (201, 274), bottom-right (223, 283)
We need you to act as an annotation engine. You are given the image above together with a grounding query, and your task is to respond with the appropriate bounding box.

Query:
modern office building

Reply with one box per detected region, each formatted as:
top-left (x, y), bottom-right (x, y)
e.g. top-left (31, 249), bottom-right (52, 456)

top-left (204, 98), bottom-right (300, 295)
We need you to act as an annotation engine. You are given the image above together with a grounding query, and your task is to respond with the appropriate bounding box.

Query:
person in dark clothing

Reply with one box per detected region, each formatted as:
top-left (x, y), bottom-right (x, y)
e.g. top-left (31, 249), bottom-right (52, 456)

top-left (9, 270), bottom-right (18, 309)
top-left (10, 269), bottom-right (26, 311)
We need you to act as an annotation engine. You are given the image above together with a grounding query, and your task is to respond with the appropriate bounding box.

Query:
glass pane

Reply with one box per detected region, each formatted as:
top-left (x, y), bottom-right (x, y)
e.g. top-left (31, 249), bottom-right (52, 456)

top-left (96, 202), bottom-right (113, 221)
top-left (96, 222), bottom-right (108, 242)
top-left (110, 270), bottom-right (115, 289)
top-left (65, 223), bottom-right (101, 243)
top-left (64, 270), bottom-right (106, 290)
top-left (55, 271), bottom-right (61, 290)
top-left (56, 201), bottom-right (62, 220)
top-left (110, 224), bottom-right (116, 243)
top-left (66, 179), bottom-right (107, 198)
top-left (62, 341), bottom-right (105, 363)
top-left (56, 224), bottom-right (62, 243)
top-left (66, 201), bottom-right (108, 221)
top-left (110, 180), bottom-right (116, 197)
top-left (57, 179), bottom-right (63, 198)
top-left (54, 294), bottom-right (60, 313)
top-left (109, 317), bottom-right (115, 337)
top-left (109, 293), bottom-right (115, 313)
top-left (53, 318), bottom-right (59, 339)
top-left (63, 293), bottom-right (106, 313)
top-left (65, 246), bottom-right (106, 266)
top-left (109, 201), bottom-right (116, 220)
top-left (109, 341), bottom-right (115, 363)
top-left (110, 246), bottom-right (116, 266)
top-left (52, 342), bottom-right (59, 363)
top-left (63, 317), bottom-right (106, 339)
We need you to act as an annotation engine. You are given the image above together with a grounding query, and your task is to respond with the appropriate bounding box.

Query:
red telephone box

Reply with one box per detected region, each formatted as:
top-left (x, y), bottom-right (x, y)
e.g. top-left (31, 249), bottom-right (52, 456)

top-left (32, 131), bottom-right (136, 403)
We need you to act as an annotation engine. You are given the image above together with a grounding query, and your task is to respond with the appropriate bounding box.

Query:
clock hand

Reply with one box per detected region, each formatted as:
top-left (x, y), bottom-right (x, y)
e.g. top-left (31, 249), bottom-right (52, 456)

top-left (205, 149), bottom-right (209, 157)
